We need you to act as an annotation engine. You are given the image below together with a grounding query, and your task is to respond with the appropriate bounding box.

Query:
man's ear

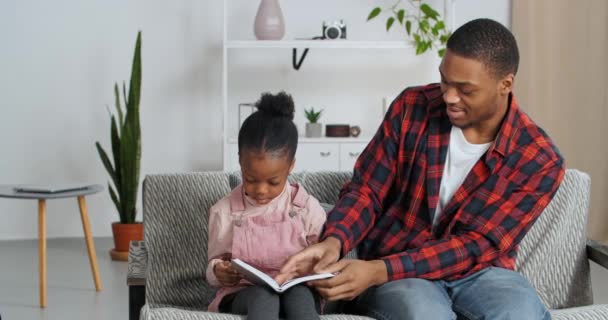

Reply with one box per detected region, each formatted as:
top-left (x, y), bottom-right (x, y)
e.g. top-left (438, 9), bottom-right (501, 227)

top-left (500, 73), bottom-right (515, 95)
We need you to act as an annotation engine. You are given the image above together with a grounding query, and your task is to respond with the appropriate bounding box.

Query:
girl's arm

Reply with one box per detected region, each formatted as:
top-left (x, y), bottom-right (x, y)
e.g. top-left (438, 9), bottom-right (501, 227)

top-left (303, 196), bottom-right (328, 245)
top-left (206, 204), bottom-right (232, 287)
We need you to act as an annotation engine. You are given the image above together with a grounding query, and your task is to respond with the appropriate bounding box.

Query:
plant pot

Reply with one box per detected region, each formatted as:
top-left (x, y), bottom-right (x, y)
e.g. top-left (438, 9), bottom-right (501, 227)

top-left (110, 222), bottom-right (143, 261)
top-left (254, 0), bottom-right (285, 40)
top-left (306, 123), bottom-right (322, 138)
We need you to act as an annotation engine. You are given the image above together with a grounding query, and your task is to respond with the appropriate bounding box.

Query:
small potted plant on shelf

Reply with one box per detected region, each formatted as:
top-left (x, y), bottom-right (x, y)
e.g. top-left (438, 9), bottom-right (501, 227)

top-left (95, 31), bottom-right (143, 261)
top-left (304, 107), bottom-right (323, 138)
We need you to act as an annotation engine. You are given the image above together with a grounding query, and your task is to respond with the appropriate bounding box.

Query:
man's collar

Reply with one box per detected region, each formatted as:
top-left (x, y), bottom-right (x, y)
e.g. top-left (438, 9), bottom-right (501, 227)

top-left (488, 93), bottom-right (519, 157)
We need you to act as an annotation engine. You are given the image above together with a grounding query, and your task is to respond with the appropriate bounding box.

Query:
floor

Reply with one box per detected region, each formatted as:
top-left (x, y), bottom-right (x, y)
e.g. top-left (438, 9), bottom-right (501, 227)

top-left (0, 238), bottom-right (607, 320)
top-left (0, 238), bottom-right (126, 320)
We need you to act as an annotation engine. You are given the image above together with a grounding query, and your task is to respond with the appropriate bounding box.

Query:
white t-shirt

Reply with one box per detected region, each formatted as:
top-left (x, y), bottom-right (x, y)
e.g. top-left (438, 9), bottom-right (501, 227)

top-left (432, 126), bottom-right (492, 227)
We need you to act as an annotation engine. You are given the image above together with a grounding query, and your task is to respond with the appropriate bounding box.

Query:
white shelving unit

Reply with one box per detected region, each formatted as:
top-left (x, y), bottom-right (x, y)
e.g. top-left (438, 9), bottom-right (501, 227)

top-left (222, 0), bottom-right (454, 172)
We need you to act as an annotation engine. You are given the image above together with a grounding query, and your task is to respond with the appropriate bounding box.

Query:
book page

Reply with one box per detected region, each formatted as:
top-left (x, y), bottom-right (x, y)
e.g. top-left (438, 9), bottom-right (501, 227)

top-left (232, 259), bottom-right (279, 291)
top-left (232, 258), bottom-right (334, 293)
top-left (278, 272), bottom-right (335, 292)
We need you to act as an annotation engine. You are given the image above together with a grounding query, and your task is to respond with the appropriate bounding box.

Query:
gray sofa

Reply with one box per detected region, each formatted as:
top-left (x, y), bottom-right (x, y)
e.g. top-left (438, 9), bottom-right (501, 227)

top-left (128, 169), bottom-right (608, 320)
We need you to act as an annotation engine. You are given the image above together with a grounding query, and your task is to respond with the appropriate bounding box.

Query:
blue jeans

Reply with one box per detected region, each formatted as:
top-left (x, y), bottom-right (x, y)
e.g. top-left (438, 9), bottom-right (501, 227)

top-left (347, 267), bottom-right (550, 320)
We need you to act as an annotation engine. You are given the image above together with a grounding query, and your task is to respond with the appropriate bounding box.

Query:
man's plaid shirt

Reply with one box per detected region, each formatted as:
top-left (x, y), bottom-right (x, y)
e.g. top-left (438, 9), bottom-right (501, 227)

top-left (321, 83), bottom-right (565, 281)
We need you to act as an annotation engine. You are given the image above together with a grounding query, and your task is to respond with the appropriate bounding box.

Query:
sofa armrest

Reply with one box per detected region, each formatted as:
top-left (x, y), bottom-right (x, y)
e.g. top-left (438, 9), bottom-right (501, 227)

top-left (128, 240), bottom-right (147, 320)
top-left (587, 239), bottom-right (608, 269)
top-left (128, 240), bottom-right (147, 286)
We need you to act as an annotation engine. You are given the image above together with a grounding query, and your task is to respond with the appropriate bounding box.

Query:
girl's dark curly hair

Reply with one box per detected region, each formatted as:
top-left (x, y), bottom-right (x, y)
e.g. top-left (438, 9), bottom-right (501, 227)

top-left (238, 91), bottom-right (298, 160)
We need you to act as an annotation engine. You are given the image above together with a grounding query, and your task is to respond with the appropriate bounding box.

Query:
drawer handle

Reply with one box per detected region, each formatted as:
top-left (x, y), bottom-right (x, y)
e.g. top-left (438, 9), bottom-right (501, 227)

top-left (320, 151), bottom-right (331, 157)
top-left (349, 152), bottom-right (361, 157)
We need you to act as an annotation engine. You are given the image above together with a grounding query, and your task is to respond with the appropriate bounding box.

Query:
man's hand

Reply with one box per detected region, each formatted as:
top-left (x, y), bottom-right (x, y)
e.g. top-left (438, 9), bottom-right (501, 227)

top-left (311, 259), bottom-right (388, 301)
top-left (275, 237), bottom-right (342, 285)
top-left (214, 261), bottom-right (242, 286)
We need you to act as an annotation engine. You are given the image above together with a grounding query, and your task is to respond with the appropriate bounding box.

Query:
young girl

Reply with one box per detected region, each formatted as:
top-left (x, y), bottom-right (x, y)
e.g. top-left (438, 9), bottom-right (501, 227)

top-left (206, 92), bottom-right (327, 320)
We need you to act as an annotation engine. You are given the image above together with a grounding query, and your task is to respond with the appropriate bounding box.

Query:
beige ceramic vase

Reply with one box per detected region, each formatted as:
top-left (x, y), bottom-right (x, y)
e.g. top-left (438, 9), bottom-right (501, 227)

top-left (254, 0), bottom-right (285, 40)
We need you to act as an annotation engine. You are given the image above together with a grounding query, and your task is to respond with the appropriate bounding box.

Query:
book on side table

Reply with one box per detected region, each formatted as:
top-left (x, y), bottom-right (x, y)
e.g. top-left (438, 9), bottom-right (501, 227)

top-left (13, 184), bottom-right (91, 194)
top-left (231, 258), bottom-right (335, 293)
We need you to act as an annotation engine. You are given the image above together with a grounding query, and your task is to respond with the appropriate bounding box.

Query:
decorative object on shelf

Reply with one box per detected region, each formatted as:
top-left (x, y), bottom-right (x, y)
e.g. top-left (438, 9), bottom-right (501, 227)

top-left (95, 31), bottom-right (143, 261)
top-left (238, 103), bottom-right (256, 131)
top-left (304, 107), bottom-right (323, 138)
top-left (367, 0), bottom-right (451, 57)
top-left (325, 124), bottom-right (351, 137)
top-left (350, 125), bottom-right (362, 138)
top-left (292, 19), bottom-right (347, 71)
top-left (322, 20), bottom-right (347, 39)
top-left (254, 0), bottom-right (285, 40)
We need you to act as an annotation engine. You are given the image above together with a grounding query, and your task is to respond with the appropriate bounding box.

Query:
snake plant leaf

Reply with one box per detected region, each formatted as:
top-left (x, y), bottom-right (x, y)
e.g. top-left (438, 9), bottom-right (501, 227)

top-left (110, 115), bottom-right (121, 191)
top-left (127, 32), bottom-right (142, 126)
top-left (122, 81), bottom-right (128, 114)
top-left (120, 124), bottom-right (137, 223)
top-left (108, 183), bottom-right (122, 222)
top-left (114, 83), bottom-right (123, 134)
top-left (95, 142), bottom-right (116, 184)
top-left (96, 31), bottom-right (143, 225)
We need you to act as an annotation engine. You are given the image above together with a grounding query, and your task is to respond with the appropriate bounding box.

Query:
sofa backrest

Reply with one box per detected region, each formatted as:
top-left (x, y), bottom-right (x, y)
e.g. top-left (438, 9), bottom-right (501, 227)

top-left (142, 169), bottom-right (591, 310)
top-left (143, 172), bottom-right (231, 309)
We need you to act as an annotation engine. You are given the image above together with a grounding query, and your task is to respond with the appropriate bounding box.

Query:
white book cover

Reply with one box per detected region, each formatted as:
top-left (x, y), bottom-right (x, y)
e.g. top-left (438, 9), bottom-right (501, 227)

top-left (231, 258), bottom-right (334, 293)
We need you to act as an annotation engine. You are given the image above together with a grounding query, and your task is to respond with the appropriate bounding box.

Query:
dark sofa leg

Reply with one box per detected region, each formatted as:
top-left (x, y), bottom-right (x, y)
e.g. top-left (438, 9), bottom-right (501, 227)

top-left (129, 285), bottom-right (146, 320)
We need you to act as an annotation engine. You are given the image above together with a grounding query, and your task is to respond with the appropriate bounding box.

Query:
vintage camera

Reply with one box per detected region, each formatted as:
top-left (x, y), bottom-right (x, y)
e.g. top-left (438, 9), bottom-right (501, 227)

top-left (322, 20), bottom-right (347, 39)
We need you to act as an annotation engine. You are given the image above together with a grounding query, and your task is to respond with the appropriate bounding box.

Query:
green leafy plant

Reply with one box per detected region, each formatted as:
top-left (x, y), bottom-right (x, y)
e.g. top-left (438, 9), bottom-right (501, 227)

top-left (304, 107), bottom-right (323, 123)
top-left (367, 0), bottom-right (451, 57)
top-left (95, 31), bottom-right (142, 224)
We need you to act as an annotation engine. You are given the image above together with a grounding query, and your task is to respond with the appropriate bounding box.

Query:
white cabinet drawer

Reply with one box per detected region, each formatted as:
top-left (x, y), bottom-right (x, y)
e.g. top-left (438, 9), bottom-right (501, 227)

top-left (339, 143), bottom-right (367, 171)
top-left (295, 143), bottom-right (339, 172)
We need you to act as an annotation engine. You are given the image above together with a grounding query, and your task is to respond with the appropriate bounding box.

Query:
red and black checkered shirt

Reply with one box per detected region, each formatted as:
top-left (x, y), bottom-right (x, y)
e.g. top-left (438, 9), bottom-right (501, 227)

top-left (321, 83), bottom-right (565, 281)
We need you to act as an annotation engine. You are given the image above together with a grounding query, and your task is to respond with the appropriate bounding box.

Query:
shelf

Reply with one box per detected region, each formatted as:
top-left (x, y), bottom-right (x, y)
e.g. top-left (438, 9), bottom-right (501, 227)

top-left (227, 137), bottom-right (372, 144)
top-left (225, 40), bottom-right (411, 49)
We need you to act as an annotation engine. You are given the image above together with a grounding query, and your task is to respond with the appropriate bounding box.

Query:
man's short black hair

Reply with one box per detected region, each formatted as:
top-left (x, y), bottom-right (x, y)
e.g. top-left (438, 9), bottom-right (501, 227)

top-left (447, 18), bottom-right (519, 78)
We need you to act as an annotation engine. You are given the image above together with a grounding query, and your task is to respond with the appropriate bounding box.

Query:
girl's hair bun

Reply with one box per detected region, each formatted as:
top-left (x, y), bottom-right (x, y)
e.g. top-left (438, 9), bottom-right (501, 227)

top-left (256, 91), bottom-right (295, 120)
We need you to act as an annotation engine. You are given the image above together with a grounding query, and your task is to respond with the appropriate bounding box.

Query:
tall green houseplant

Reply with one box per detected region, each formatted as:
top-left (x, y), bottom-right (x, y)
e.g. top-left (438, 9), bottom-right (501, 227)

top-left (95, 31), bottom-right (142, 224)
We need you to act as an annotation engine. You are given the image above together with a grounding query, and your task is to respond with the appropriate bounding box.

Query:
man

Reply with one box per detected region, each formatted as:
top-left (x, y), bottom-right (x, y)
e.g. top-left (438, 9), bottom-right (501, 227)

top-left (276, 18), bottom-right (564, 320)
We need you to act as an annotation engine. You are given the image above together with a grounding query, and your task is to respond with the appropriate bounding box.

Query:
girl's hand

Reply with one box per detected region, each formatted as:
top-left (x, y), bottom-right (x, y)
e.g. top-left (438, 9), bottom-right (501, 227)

top-left (214, 261), bottom-right (242, 286)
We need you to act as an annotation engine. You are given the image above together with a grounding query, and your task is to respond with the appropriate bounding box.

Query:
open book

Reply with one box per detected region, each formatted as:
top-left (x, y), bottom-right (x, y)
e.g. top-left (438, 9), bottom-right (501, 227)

top-left (231, 258), bottom-right (334, 293)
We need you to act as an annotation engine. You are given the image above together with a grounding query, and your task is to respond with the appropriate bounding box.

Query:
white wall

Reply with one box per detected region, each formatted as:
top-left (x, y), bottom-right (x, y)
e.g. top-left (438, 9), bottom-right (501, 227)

top-left (0, 0), bottom-right (510, 240)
